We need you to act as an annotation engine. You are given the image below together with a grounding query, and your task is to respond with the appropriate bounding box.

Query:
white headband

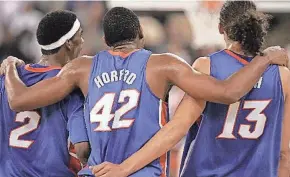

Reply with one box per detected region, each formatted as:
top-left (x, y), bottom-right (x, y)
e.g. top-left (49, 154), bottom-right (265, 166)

top-left (39, 19), bottom-right (81, 50)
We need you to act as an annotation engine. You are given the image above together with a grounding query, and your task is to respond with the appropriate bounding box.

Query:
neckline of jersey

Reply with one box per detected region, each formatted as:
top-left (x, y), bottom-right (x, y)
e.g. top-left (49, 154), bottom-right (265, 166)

top-left (224, 49), bottom-right (250, 65)
top-left (108, 49), bottom-right (140, 59)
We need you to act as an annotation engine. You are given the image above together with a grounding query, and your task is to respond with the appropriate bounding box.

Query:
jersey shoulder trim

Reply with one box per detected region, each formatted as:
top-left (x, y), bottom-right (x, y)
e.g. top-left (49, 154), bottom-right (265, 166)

top-left (24, 64), bottom-right (61, 73)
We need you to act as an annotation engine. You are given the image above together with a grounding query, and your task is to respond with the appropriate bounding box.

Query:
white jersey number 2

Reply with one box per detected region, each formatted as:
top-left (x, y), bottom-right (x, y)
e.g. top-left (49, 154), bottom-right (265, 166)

top-left (90, 89), bottom-right (140, 131)
top-left (9, 111), bottom-right (41, 149)
top-left (217, 100), bottom-right (271, 139)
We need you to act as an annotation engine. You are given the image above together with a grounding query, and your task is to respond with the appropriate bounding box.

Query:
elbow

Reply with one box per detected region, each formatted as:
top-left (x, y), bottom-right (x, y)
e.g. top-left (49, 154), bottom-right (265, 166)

top-left (280, 150), bottom-right (290, 163)
top-left (279, 150), bottom-right (290, 170)
top-left (221, 94), bottom-right (240, 105)
top-left (8, 95), bottom-right (27, 112)
top-left (222, 88), bottom-right (241, 104)
top-left (9, 100), bottom-right (25, 112)
top-left (224, 96), bottom-right (240, 104)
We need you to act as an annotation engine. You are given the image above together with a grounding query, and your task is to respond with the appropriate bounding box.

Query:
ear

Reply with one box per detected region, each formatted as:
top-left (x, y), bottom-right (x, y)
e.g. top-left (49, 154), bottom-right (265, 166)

top-left (218, 23), bottom-right (224, 34)
top-left (102, 36), bottom-right (106, 43)
top-left (102, 36), bottom-right (110, 47)
top-left (139, 26), bottom-right (144, 39)
top-left (64, 40), bottom-right (73, 51)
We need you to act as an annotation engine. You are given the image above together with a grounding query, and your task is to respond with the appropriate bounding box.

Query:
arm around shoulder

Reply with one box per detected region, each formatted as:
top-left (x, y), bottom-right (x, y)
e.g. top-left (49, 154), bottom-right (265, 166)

top-left (5, 57), bottom-right (87, 111)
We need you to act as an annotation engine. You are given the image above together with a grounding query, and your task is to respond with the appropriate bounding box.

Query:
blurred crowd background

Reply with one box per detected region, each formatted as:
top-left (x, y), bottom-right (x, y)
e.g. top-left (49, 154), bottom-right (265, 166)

top-left (1, 1), bottom-right (290, 176)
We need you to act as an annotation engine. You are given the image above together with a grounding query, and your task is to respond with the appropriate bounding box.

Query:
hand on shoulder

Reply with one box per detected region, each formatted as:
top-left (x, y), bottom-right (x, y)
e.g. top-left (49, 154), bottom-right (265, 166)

top-left (0, 56), bottom-right (25, 75)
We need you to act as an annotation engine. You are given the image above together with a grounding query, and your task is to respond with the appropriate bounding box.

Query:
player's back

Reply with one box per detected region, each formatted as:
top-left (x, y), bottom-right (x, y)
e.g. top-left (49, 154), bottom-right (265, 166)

top-left (79, 49), bottom-right (169, 177)
top-left (0, 64), bottom-right (77, 177)
top-left (180, 50), bottom-right (284, 177)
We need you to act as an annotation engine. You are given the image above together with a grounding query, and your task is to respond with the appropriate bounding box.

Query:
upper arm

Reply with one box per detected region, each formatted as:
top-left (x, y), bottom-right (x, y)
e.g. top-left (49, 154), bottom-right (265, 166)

top-left (278, 66), bottom-right (290, 175)
top-left (168, 57), bottom-right (210, 116)
top-left (171, 57), bottom-right (209, 125)
top-left (66, 90), bottom-right (88, 144)
top-left (161, 53), bottom-right (231, 103)
top-left (171, 94), bottom-right (205, 130)
top-left (279, 66), bottom-right (290, 155)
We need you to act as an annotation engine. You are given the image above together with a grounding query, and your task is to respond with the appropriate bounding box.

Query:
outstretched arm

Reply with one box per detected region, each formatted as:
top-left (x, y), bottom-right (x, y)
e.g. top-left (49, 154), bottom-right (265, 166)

top-left (5, 58), bottom-right (83, 111)
top-left (165, 47), bottom-right (287, 104)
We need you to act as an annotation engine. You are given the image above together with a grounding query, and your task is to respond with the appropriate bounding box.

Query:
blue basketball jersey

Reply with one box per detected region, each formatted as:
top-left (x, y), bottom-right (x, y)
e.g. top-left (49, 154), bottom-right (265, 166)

top-left (0, 64), bottom-right (86, 177)
top-left (77, 49), bottom-right (169, 177)
top-left (180, 50), bottom-right (284, 177)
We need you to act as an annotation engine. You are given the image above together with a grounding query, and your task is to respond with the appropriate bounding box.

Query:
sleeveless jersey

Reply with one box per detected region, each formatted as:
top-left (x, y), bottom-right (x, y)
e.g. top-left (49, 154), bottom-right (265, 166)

top-left (77, 49), bottom-right (169, 177)
top-left (0, 64), bottom-right (86, 177)
top-left (180, 50), bottom-right (284, 177)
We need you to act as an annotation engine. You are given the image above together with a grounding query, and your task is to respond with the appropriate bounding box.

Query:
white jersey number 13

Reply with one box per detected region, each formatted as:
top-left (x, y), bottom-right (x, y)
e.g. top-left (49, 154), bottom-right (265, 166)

top-left (217, 100), bottom-right (271, 139)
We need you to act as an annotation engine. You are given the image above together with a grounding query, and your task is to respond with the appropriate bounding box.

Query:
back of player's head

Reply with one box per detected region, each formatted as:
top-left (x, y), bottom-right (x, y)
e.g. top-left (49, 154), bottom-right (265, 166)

top-left (37, 10), bottom-right (80, 55)
top-left (219, 0), bottom-right (270, 56)
top-left (103, 7), bottom-right (143, 47)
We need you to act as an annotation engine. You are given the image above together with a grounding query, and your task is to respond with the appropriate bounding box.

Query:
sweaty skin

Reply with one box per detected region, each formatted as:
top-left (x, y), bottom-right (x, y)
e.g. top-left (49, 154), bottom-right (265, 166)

top-left (3, 48), bottom-right (287, 112)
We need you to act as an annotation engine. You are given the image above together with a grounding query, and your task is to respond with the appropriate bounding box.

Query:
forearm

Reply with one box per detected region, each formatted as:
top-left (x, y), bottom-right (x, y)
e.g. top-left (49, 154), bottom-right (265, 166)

top-left (5, 63), bottom-right (74, 111)
top-left (5, 63), bottom-right (28, 111)
top-left (120, 118), bottom-right (189, 175)
top-left (173, 55), bottom-right (271, 105)
top-left (278, 155), bottom-right (290, 177)
top-left (120, 96), bottom-right (204, 175)
top-left (222, 55), bottom-right (270, 103)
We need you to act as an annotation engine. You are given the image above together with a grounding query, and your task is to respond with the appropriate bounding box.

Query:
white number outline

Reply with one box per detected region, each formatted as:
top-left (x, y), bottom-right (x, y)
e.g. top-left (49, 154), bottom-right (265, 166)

top-left (9, 111), bottom-right (41, 149)
top-left (90, 89), bottom-right (140, 132)
top-left (217, 100), bottom-right (271, 139)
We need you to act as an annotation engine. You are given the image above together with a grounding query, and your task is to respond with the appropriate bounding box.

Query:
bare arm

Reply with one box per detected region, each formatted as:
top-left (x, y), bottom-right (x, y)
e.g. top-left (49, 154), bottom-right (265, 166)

top-left (89, 58), bottom-right (209, 177)
top-left (120, 95), bottom-right (205, 176)
top-left (163, 48), bottom-right (286, 104)
top-left (5, 58), bottom-right (84, 111)
top-left (279, 67), bottom-right (290, 177)
top-left (115, 57), bottom-right (209, 176)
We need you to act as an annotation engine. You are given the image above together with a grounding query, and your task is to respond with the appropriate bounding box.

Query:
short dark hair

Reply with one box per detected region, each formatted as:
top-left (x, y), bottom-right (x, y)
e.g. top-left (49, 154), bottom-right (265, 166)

top-left (220, 0), bottom-right (270, 56)
top-left (37, 10), bottom-right (77, 55)
top-left (103, 7), bottom-right (142, 47)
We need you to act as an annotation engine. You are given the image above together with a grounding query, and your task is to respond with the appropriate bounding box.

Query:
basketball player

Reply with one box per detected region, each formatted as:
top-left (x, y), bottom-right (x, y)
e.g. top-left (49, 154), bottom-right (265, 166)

top-left (92, 2), bottom-right (290, 177)
top-left (2, 7), bottom-right (288, 177)
top-left (0, 10), bottom-right (89, 176)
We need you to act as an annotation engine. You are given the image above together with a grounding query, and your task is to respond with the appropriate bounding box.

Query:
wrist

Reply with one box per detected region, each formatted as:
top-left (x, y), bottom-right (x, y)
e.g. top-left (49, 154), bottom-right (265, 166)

top-left (6, 61), bottom-right (18, 69)
top-left (119, 161), bottom-right (134, 176)
top-left (254, 54), bottom-right (271, 65)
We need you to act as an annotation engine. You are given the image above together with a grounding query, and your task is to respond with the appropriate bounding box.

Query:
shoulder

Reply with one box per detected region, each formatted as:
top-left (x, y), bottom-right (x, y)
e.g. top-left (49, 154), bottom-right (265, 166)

top-left (68, 55), bottom-right (94, 69)
top-left (151, 53), bottom-right (188, 64)
top-left (192, 57), bottom-right (210, 75)
top-left (278, 66), bottom-right (290, 98)
top-left (148, 53), bottom-right (190, 71)
top-left (59, 55), bottom-right (93, 77)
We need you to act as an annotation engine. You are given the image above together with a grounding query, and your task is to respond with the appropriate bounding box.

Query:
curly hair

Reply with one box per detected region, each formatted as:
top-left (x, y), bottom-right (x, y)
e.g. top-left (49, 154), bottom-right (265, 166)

top-left (220, 0), bottom-right (271, 56)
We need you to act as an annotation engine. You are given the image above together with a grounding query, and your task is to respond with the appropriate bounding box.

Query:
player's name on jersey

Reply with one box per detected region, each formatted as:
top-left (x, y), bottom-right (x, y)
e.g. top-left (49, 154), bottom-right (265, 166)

top-left (94, 69), bottom-right (137, 88)
top-left (254, 77), bottom-right (263, 89)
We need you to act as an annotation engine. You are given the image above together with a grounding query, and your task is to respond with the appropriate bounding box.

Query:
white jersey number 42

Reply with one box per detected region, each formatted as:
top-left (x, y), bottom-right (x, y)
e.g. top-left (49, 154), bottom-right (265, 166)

top-left (90, 89), bottom-right (140, 131)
